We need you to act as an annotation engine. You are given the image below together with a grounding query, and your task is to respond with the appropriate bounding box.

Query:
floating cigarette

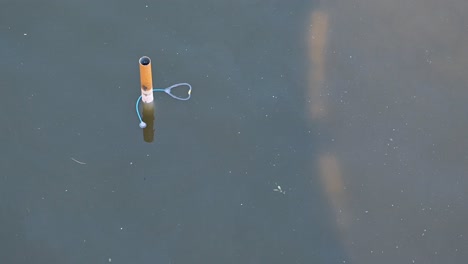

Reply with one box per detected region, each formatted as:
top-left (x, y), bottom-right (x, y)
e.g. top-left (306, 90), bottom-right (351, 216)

top-left (135, 56), bottom-right (193, 131)
top-left (139, 56), bottom-right (154, 104)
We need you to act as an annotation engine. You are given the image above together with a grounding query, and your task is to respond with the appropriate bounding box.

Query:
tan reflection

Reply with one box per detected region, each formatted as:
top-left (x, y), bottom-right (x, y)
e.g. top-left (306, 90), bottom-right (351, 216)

top-left (308, 11), bottom-right (328, 119)
top-left (318, 155), bottom-right (351, 231)
top-left (308, 10), bottom-right (353, 261)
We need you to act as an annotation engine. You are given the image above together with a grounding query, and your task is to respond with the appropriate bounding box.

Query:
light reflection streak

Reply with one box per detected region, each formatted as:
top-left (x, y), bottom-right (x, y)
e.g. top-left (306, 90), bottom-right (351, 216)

top-left (307, 11), bottom-right (328, 119)
top-left (308, 10), bottom-right (353, 262)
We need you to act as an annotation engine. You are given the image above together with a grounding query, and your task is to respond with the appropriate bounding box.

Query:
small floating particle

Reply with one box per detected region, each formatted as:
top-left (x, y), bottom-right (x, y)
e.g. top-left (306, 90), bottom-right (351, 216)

top-left (273, 185), bottom-right (286, 194)
top-left (71, 157), bottom-right (86, 165)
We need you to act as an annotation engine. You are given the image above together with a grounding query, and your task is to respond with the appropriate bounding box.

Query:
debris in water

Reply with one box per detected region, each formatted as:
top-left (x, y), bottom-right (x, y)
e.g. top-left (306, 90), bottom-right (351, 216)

top-left (71, 157), bottom-right (86, 165)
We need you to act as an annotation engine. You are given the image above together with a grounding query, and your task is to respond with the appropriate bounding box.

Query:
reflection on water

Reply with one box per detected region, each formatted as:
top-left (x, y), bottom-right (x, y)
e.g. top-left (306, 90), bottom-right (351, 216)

top-left (307, 10), bottom-right (329, 119)
top-left (309, 0), bottom-right (468, 263)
